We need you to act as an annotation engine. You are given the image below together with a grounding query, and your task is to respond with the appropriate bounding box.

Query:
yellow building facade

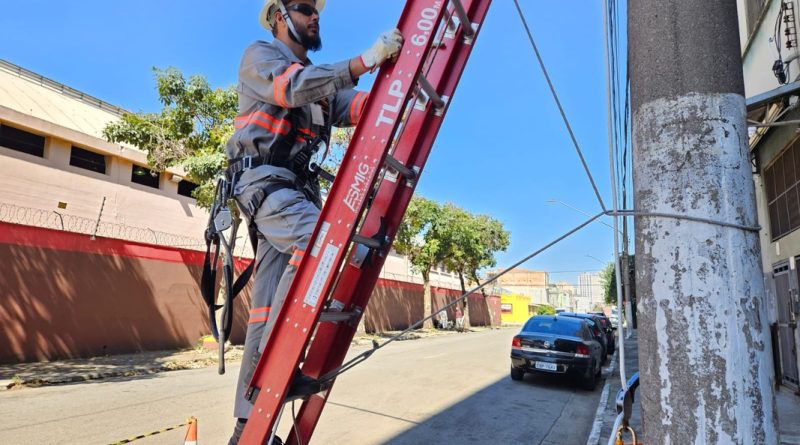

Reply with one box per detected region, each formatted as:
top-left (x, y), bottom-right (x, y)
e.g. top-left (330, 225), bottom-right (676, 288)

top-left (500, 294), bottom-right (533, 324)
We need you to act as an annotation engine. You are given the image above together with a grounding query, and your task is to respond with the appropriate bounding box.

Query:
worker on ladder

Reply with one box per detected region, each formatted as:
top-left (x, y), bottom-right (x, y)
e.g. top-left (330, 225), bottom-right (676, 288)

top-left (224, 1), bottom-right (403, 443)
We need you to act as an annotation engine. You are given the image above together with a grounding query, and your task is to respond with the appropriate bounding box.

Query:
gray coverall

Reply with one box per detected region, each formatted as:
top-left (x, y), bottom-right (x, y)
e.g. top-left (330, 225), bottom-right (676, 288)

top-left (226, 38), bottom-right (369, 420)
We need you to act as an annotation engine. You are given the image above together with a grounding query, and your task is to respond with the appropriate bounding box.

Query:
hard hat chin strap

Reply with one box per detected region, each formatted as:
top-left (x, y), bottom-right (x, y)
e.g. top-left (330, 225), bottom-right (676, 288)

top-left (278, 1), bottom-right (304, 47)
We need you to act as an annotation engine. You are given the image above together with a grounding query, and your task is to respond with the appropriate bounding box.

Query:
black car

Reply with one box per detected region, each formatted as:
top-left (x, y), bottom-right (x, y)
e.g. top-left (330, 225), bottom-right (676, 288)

top-left (510, 315), bottom-right (603, 390)
top-left (588, 313), bottom-right (616, 354)
top-left (559, 312), bottom-right (614, 357)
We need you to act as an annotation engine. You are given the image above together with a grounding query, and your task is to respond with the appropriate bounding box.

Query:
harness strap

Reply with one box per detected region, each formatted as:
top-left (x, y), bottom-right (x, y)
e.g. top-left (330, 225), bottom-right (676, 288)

top-left (243, 180), bottom-right (298, 218)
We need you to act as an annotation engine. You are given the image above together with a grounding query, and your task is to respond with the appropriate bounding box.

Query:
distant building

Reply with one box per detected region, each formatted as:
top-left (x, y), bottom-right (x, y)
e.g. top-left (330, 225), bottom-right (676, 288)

top-left (577, 272), bottom-right (603, 312)
top-left (486, 268), bottom-right (549, 304)
top-left (547, 281), bottom-right (576, 311)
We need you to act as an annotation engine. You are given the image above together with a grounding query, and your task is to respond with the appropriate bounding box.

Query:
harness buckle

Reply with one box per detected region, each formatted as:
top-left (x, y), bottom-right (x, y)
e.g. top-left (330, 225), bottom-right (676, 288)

top-left (242, 156), bottom-right (254, 170)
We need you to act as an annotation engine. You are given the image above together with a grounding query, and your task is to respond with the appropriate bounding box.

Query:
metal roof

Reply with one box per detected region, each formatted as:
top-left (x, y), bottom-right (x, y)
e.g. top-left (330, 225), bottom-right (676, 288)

top-left (0, 59), bottom-right (130, 143)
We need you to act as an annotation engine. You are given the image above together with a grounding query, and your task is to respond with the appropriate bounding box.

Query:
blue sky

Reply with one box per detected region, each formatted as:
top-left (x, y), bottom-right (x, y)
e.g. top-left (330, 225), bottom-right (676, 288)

top-left (0, 1), bottom-right (626, 286)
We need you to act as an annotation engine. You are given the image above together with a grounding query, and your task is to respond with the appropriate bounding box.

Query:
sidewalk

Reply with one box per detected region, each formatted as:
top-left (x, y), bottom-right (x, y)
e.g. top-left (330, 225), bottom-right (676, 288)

top-left (593, 329), bottom-right (800, 444)
top-left (0, 327), bottom-right (493, 390)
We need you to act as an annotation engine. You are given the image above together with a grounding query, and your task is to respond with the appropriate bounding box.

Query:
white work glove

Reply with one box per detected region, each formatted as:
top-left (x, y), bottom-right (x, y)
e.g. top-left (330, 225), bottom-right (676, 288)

top-left (361, 29), bottom-right (404, 71)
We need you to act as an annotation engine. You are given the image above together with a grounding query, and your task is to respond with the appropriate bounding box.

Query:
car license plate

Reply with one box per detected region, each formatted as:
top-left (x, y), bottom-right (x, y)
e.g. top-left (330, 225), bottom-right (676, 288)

top-left (534, 361), bottom-right (557, 371)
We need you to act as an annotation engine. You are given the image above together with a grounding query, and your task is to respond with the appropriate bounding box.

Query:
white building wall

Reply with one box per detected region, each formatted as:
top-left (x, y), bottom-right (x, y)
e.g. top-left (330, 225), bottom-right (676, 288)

top-left (741, 0), bottom-right (800, 97)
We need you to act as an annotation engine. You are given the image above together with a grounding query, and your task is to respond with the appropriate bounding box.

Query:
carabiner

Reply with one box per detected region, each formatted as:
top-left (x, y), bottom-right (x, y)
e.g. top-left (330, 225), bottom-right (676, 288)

top-left (615, 425), bottom-right (639, 445)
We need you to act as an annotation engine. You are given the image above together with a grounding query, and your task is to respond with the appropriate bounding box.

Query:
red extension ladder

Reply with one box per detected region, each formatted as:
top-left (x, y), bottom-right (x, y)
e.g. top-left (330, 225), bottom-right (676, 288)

top-left (240, 0), bottom-right (493, 442)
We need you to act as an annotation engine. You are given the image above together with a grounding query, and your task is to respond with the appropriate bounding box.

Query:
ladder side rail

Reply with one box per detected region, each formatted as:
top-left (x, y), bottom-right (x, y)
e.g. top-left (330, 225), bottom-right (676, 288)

top-left (240, 1), bottom-right (450, 442)
top-left (287, 1), bottom-right (494, 442)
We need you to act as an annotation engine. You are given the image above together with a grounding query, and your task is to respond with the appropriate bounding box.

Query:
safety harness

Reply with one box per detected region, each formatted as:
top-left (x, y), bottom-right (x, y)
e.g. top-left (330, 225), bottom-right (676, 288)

top-left (200, 99), bottom-right (332, 374)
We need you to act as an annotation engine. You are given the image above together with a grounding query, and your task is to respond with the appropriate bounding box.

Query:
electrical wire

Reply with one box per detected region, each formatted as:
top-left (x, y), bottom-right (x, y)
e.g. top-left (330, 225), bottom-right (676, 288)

top-left (319, 212), bottom-right (606, 383)
top-left (603, 0), bottom-right (628, 389)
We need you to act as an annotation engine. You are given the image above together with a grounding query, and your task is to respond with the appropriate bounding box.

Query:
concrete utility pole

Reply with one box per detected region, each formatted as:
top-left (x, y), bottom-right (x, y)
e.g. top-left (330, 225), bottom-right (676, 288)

top-left (629, 1), bottom-right (778, 443)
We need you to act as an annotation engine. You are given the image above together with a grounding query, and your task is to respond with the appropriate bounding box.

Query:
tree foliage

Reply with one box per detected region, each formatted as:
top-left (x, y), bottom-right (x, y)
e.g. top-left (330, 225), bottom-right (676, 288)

top-left (103, 68), bottom-right (238, 208)
top-left (394, 196), bottom-right (444, 280)
top-left (536, 304), bottom-right (556, 315)
top-left (601, 254), bottom-right (635, 305)
top-left (601, 261), bottom-right (617, 305)
top-left (394, 197), bottom-right (510, 329)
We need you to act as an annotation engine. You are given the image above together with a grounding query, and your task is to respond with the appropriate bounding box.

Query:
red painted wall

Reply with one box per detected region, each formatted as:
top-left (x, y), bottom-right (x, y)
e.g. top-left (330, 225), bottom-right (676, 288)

top-left (0, 222), bottom-right (500, 364)
top-left (364, 279), bottom-right (501, 332)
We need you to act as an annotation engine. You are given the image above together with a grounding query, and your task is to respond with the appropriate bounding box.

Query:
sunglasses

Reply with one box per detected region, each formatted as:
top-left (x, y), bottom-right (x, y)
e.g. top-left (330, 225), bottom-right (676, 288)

top-left (286, 3), bottom-right (319, 17)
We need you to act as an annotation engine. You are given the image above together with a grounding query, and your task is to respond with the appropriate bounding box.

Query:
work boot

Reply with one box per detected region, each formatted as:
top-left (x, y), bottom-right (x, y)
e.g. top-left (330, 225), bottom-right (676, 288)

top-left (288, 370), bottom-right (322, 398)
top-left (228, 418), bottom-right (283, 445)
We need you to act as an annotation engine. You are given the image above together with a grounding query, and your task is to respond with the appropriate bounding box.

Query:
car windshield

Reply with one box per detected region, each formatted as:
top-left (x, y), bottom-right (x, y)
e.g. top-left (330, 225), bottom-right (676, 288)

top-left (522, 317), bottom-right (582, 337)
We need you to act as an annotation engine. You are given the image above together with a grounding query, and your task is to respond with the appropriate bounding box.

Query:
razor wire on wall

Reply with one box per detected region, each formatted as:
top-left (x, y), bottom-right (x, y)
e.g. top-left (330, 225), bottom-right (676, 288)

top-left (0, 201), bottom-right (256, 257)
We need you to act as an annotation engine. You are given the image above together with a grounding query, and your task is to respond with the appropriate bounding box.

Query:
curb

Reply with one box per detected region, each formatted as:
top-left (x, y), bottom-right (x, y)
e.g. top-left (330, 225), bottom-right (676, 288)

top-left (3, 366), bottom-right (169, 390)
top-left (585, 347), bottom-right (619, 445)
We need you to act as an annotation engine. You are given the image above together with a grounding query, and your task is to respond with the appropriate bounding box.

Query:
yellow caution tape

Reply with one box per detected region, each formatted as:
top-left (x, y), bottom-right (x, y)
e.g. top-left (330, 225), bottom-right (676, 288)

top-left (108, 418), bottom-right (193, 445)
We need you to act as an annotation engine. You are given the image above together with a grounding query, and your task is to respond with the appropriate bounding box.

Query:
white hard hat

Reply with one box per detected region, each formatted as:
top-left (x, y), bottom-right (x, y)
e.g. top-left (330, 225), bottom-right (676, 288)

top-left (259, 0), bottom-right (326, 31)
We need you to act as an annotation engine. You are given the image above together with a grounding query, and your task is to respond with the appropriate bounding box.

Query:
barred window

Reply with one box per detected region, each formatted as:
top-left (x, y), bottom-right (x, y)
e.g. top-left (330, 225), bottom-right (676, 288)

top-left (764, 137), bottom-right (800, 240)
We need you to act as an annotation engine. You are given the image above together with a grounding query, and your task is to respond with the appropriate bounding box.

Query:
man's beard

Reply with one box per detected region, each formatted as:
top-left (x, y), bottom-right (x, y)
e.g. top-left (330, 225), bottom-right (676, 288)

top-left (293, 24), bottom-right (322, 51)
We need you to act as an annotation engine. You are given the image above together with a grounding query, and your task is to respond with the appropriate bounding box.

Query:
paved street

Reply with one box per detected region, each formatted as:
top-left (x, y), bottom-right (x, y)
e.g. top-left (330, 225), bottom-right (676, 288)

top-left (0, 328), bottom-right (604, 444)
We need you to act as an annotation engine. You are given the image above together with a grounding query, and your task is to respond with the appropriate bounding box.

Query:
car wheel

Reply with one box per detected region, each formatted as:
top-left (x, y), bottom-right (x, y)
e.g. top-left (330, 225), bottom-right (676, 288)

top-left (510, 367), bottom-right (524, 381)
top-left (581, 361), bottom-right (597, 390)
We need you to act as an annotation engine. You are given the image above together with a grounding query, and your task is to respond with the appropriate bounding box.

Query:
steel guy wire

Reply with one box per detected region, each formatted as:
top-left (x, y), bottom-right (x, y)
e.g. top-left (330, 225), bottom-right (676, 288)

top-left (607, 210), bottom-right (761, 233)
top-left (318, 211), bottom-right (605, 383)
top-left (512, 0), bottom-right (607, 213)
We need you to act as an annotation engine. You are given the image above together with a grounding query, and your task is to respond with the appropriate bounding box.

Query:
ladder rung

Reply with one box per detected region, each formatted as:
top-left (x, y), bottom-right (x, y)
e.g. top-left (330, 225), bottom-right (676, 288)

top-left (319, 311), bottom-right (360, 323)
top-left (450, 0), bottom-right (475, 38)
top-left (418, 75), bottom-right (445, 109)
top-left (385, 155), bottom-right (417, 180)
top-left (352, 234), bottom-right (384, 249)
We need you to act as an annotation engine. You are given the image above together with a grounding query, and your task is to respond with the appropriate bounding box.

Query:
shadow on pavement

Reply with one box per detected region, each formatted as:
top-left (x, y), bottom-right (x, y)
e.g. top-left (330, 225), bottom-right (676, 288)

top-left (380, 372), bottom-right (602, 445)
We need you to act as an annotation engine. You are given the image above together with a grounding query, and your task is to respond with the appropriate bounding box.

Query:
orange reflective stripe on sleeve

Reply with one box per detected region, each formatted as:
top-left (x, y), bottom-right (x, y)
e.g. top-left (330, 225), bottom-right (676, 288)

top-left (249, 306), bottom-right (271, 324)
top-left (350, 92), bottom-right (370, 124)
top-left (288, 248), bottom-right (305, 267)
top-left (274, 63), bottom-right (304, 108)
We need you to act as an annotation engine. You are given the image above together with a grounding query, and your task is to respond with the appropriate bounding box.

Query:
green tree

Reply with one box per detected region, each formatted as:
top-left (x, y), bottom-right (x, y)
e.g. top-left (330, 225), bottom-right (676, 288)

top-left (394, 196), bottom-right (445, 330)
top-left (103, 67), bottom-right (238, 208)
top-left (439, 204), bottom-right (510, 328)
top-left (600, 254), bottom-right (636, 307)
top-left (536, 304), bottom-right (556, 315)
top-left (601, 261), bottom-right (617, 305)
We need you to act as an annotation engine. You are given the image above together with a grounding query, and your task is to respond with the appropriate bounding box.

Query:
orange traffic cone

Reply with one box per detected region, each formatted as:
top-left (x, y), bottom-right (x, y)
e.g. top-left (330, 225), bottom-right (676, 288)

top-left (183, 417), bottom-right (198, 445)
